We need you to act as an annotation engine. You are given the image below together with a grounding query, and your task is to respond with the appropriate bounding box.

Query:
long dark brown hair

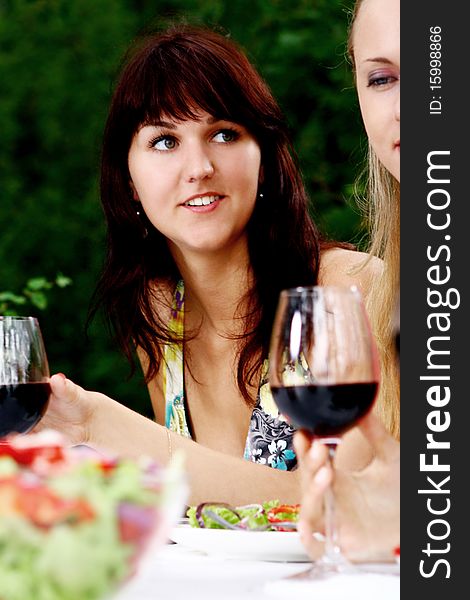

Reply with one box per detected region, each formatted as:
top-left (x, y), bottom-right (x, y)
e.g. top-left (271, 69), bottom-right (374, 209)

top-left (92, 24), bottom-right (326, 405)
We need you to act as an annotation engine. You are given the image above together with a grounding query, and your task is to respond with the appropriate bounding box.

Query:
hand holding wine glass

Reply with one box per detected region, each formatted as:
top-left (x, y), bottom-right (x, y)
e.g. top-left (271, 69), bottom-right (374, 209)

top-left (295, 413), bottom-right (400, 564)
top-left (0, 316), bottom-right (51, 438)
top-left (269, 286), bottom-right (379, 577)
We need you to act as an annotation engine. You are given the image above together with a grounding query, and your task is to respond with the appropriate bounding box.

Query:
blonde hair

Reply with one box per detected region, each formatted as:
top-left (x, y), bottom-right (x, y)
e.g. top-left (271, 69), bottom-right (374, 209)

top-left (359, 149), bottom-right (400, 438)
top-left (349, 0), bottom-right (400, 439)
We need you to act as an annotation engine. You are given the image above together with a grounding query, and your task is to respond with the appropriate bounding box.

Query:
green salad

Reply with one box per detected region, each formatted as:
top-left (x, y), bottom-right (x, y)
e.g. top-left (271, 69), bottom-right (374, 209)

top-left (0, 432), bottom-right (184, 600)
top-left (187, 500), bottom-right (300, 532)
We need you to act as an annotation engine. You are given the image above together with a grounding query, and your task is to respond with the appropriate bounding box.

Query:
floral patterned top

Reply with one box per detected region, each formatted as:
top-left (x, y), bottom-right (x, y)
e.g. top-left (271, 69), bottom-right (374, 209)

top-left (163, 280), bottom-right (297, 471)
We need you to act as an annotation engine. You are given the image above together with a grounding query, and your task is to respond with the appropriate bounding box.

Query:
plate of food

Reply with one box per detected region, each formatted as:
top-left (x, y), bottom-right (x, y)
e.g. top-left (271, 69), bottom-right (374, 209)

top-left (170, 501), bottom-right (311, 562)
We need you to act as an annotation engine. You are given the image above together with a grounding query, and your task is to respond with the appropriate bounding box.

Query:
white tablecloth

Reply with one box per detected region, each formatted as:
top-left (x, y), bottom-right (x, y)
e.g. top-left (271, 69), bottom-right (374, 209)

top-left (114, 542), bottom-right (400, 600)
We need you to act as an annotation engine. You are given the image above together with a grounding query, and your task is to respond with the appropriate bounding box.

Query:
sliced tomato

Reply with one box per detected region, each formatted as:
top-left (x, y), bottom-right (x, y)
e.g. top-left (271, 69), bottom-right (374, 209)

top-left (266, 504), bottom-right (300, 530)
top-left (0, 479), bottom-right (22, 516)
top-left (97, 457), bottom-right (118, 474)
top-left (0, 442), bottom-right (64, 467)
top-left (14, 482), bottom-right (95, 528)
top-left (267, 504), bottom-right (300, 522)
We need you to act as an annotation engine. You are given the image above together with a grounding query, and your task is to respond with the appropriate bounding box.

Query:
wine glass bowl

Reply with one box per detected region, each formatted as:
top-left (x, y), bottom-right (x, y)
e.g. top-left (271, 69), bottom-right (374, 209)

top-left (0, 316), bottom-right (51, 438)
top-left (269, 286), bottom-right (379, 436)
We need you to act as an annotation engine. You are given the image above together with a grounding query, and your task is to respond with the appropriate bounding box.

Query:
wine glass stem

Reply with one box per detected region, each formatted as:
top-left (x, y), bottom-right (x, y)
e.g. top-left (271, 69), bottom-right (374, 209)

top-left (320, 443), bottom-right (349, 567)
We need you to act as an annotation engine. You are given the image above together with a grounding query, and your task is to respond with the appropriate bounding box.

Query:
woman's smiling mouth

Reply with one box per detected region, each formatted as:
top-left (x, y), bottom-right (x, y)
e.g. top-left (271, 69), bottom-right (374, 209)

top-left (182, 194), bottom-right (225, 210)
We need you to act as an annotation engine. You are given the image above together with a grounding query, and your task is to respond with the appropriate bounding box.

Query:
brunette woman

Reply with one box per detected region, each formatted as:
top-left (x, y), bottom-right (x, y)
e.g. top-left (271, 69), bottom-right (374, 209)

top-left (41, 25), bottom-right (379, 505)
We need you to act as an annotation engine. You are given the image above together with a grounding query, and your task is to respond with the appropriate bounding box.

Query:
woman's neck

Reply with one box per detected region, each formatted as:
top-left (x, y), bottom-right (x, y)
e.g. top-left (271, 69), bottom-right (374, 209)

top-left (169, 239), bottom-right (254, 334)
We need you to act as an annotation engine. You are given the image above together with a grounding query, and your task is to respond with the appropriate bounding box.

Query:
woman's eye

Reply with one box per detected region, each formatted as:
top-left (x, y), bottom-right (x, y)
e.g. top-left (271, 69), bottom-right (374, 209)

top-left (212, 129), bottom-right (239, 143)
top-left (151, 136), bottom-right (177, 151)
top-left (367, 75), bottom-right (398, 88)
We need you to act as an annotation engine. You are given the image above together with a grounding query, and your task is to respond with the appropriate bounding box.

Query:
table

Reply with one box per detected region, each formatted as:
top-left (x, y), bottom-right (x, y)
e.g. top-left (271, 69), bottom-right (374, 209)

top-left (114, 542), bottom-right (400, 600)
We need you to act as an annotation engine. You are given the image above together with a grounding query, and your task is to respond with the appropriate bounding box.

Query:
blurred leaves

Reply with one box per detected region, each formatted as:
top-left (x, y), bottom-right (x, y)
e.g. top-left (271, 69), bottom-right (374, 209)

top-left (0, 0), bottom-right (364, 415)
top-left (0, 274), bottom-right (72, 316)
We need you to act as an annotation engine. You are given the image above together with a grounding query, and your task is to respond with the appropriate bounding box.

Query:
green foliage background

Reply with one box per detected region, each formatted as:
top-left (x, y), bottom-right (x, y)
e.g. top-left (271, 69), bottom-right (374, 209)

top-left (0, 0), bottom-right (366, 415)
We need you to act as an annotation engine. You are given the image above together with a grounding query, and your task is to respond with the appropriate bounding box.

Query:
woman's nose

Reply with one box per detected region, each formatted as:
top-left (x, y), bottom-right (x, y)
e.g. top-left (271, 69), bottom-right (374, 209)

top-left (394, 87), bottom-right (400, 122)
top-left (184, 145), bottom-right (215, 182)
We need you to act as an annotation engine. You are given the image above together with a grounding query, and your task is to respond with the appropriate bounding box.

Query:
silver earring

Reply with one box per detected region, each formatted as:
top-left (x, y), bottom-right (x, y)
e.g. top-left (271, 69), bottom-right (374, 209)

top-left (259, 192), bottom-right (264, 199)
top-left (135, 205), bottom-right (148, 238)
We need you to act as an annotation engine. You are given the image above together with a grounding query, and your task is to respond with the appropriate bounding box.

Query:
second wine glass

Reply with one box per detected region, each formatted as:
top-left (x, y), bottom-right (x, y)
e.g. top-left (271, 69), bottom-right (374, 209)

top-left (0, 316), bottom-right (51, 438)
top-left (269, 285), bottom-right (379, 577)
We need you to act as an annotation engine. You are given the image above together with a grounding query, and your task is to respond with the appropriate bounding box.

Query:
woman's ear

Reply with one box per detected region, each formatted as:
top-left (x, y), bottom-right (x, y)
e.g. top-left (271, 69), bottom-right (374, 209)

top-left (129, 181), bottom-right (140, 201)
top-left (258, 165), bottom-right (264, 185)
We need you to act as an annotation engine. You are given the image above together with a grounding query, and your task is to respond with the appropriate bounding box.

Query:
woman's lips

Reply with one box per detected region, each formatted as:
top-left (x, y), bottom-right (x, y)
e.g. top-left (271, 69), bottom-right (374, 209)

top-left (182, 194), bottom-right (225, 213)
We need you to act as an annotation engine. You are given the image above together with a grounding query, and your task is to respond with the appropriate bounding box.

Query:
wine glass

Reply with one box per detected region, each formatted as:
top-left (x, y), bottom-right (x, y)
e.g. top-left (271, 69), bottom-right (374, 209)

top-left (269, 286), bottom-right (379, 578)
top-left (0, 316), bottom-right (51, 438)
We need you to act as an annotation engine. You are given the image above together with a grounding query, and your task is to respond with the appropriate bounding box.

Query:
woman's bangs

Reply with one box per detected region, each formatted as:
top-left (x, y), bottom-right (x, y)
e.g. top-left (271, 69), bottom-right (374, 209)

top-left (138, 57), bottom-right (238, 128)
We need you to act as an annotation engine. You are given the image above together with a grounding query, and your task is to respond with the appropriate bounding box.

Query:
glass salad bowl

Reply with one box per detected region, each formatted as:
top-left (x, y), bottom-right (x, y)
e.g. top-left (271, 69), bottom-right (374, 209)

top-left (0, 430), bottom-right (187, 600)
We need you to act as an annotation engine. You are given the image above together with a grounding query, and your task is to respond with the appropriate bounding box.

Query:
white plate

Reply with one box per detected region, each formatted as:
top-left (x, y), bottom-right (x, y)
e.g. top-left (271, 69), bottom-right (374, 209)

top-left (169, 524), bottom-right (310, 562)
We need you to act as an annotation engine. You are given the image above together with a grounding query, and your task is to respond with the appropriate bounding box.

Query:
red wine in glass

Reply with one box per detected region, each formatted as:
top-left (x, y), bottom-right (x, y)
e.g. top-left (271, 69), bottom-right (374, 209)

top-left (271, 382), bottom-right (377, 436)
top-left (0, 317), bottom-right (51, 438)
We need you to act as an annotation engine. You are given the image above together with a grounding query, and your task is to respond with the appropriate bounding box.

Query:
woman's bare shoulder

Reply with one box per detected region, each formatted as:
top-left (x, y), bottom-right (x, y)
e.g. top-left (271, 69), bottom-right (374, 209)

top-left (319, 248), bottom-right (383, 298)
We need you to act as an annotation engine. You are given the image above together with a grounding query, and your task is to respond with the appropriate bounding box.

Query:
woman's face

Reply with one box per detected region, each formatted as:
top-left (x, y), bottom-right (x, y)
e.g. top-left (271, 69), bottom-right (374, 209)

top-left (128, 111), bottom-right (262, 256)
top-left (353, 0), bottom-right (400, 182)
